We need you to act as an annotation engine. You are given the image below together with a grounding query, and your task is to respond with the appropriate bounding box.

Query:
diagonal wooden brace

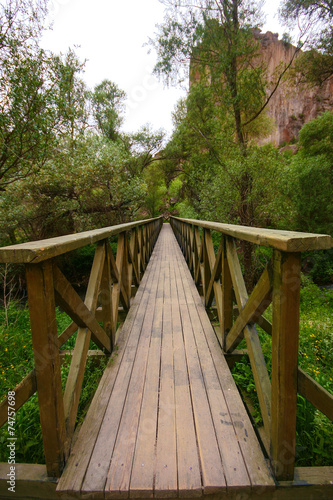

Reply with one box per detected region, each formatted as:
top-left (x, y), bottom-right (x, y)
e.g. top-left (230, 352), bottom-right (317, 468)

top-left (53, 266), bottom-right (111, 353)
top-left (225, 266), bottom-right (273, 353)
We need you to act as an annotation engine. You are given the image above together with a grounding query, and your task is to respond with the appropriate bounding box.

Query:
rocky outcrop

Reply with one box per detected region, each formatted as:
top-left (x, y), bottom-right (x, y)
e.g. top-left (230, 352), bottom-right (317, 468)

top-left (254, 30), bottom-right (333, 145)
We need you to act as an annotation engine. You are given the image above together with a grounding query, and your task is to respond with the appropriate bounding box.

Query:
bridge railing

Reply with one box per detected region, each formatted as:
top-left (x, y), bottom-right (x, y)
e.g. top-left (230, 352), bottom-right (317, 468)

top-left (170, 216), bottom-right (333, 481)
top-left (0, 217), bottom-right (163, 477)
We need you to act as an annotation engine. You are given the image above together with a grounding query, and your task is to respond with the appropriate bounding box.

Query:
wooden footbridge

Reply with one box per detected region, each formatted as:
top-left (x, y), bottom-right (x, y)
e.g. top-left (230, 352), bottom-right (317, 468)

top-left (0, 217), bottom-right (332, 499)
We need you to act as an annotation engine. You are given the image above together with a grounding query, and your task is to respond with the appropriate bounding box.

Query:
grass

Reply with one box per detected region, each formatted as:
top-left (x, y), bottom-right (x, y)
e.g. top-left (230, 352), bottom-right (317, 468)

top-left (231, 282), bottom-right (333, 466)
top-left (0, 302), bottom-right (108, 464)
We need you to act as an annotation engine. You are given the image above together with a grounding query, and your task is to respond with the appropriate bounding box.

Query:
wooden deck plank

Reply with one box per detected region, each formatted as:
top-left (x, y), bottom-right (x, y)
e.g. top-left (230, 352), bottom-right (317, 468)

top-left (58, 224), bottom-right (275, 499)
top-left (129, 235), bottom-right (166, 499)
top-left (169, 242), bottom-right (202, 498)
top-left (104, 240), bottom-right (162, 499)
top-left (173, 243), bottom-right (252, 492)
top-left (81, 252), bottom-right (160, 496)
top-left (57, 251), bottom-right (157, 495)
top-left (166, 235), bottom-right (227, 494)
top-left (154, 236), bottom-right (178, 498)
top-left (176, 239), bottom-right (275, 490)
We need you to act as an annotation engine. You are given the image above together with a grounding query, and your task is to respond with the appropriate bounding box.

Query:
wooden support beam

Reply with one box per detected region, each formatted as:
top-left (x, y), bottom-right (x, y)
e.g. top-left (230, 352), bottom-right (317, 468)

top-left (270, 250), bottom-right (301, 481)
top-left (63, 242), bottom-right (106, 440)
top-left (58, 322), bottom-right (78, 347)
top-left (112, 233), bottom-right (126, 333)
top-left (53, 266), bottom-right (110, 352)
top-left (205, 237), bottom-right (222, 309)
top-left (129, 230), bottom-right (140, 288)
top-left (225, 266), bottom-right (272, 353)
top-left (226, 238), bottom-right (272, 438)
top-left (193, 227), bottom-right (201, 284)
top-left (203, 229), bottom-right (212, 303)
top-left (297, 368), bottom-right (333, 421)
top-left (254, 314), bottom-right (333, 422)
top-left (26, 260), bottom-right (67, 477)
top-left (195, 228), bottom-right (203, 287)
top-left (0, 370), bottom-right (37, 429)
top-left (100, 241), bottom-right (113, 351)
top-left (122, 234), bottom-right (131, 308)
top-left (221, 237), bottom-right (233, 349)
top-left (108, 241), bottom-right (129, 311)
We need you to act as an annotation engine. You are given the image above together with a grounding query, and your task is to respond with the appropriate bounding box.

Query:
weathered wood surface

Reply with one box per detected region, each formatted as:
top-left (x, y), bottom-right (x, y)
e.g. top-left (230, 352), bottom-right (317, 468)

top-left (0, 217), bottom-right (161, 263)
top-left (57, 224), bottom-right (275, 499)
top-left (26, 260), bottom-right (67, 478)
top-left (0, 369), bottom-right (36, 428)
top-left (270, 251), bottom-right (301, 481)
top-left (0, 464), bottom-right (332, 500)
top-left (172, 217), bottom-right (333, 252)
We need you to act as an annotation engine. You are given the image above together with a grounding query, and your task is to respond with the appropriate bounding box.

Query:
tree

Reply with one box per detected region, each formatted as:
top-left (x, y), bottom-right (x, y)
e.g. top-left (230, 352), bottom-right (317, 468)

top-left (286, 111), bottom-right (333, 235)
top-left (0, 0), bottom-right (89, 190)
top-left (0, 49), bottom-right (88, 190)
top-left (125, 124), bottom-right (165, 175)
top-left (150, 0), bottom-right (294, 284)
top-left (0, 0), bottom-right (49, 55)
top-left (0, 134), bottom-right (147, 242)
top-left (143, 161), bottom-right (167, 217)
top-left (90, 80), bottom-right (126, 141)
top-left (280, 0), bottom-right (333, 83)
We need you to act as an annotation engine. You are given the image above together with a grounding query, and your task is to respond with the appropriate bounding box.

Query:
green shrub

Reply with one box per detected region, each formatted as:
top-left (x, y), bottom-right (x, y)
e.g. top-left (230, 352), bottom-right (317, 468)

top-left (0, 304), bottom-right (108, 464)
top-left (231, 283), bottom-right (333, 466)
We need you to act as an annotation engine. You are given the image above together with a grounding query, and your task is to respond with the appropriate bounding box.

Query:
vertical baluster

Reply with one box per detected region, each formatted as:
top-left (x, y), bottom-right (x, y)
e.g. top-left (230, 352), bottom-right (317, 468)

top-left (270, 250), bottom-right (301, 480)
top-left (102, 241), bottom-right (114, 349)
top-left (203, 229), bottom-right (212, 302)
top-left (26, 260), bottom-right (67, 477)
top-left (221, 236), bottom-right (233, 350)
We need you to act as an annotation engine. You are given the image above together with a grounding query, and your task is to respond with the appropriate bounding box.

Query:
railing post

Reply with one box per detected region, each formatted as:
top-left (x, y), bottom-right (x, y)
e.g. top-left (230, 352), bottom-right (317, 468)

top-left (26, 260), bottom-right (67, 477)
top-left (138, 226), bottom-right (144, 276)
top-left (102, 241), bottom-right (114, 350)
top-left (203, 229), bottom-right (212, 305)
top-left (194, 227), bottom-right (201, 284)
top-left (270, 250), bottom-right (301, 481)
top-left (221, 236), bottom-right (233, 350)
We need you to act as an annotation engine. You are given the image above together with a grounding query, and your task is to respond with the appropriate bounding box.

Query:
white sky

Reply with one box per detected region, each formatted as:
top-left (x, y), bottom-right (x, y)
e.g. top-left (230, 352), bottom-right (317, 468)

top-left (41, 0), bottom-right (286, 138)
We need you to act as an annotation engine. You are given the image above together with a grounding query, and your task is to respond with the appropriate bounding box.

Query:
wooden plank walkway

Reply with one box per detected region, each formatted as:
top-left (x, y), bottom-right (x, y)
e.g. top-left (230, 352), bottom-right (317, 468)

top-left (57, 224), bottom-right (275, 499)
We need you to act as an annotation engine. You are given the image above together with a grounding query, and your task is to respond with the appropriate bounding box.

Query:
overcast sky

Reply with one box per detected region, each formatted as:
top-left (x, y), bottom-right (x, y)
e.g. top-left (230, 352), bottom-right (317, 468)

top-left (41, 0), bottom-right (286, 138)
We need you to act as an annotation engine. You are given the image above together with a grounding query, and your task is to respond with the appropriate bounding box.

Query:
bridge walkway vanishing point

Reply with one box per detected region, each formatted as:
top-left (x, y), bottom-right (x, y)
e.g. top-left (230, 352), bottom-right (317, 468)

top-left (57, 224), bottom-right (275, 499)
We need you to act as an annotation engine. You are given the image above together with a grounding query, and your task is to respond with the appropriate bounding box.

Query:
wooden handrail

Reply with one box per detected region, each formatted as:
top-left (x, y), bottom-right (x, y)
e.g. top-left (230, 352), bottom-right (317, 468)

top-left (172, 217), bottom-right (333, 251)
top-left (0, 217), bottom-right (161, 264)
top-left (170, 216), bottom-right (333, 482)
top-left (0, 217), bottom-right (163, 478)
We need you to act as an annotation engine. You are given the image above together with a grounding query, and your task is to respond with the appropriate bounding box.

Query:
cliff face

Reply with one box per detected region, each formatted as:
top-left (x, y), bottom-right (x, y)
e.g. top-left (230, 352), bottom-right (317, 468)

top-left (255, 30), bottom-right (333, 145)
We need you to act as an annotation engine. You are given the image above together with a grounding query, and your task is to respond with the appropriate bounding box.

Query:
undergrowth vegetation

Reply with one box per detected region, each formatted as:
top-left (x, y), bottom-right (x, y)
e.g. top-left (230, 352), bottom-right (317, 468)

top-left (231, 281), bottom-right (333, 466)
top-left (0, 305), bottom-right (108, 464)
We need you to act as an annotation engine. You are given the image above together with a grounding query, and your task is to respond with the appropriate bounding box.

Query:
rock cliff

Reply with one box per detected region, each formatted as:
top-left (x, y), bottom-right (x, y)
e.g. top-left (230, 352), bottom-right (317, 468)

top-left (254, 30), bottom-right (333, 145)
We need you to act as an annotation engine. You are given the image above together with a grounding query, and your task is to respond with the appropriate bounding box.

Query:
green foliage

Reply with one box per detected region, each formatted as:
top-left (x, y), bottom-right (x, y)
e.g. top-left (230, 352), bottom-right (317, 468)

top-left (279, 0), bottom-right (333, 83)
top-left (0, 1), bottom-right (165, 244)
top-left (0, 47), bottom-right (87, 190)
top-left (90, 80), bottom-right (126, 141)
top-left (126, 124), bottom-right (165, 175)
top-left (285, 112), bottom-right (333, 235)
top-left (231, 284), bottom-right (333, 466)
top-left (302, 250), bottom-right (333, 285)
top-left (0, 134), bottom-right (147, 241)
top-left (0, 303), bottom-right (108, 464)
top-left (143, 161), bottom-right (167, 217)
